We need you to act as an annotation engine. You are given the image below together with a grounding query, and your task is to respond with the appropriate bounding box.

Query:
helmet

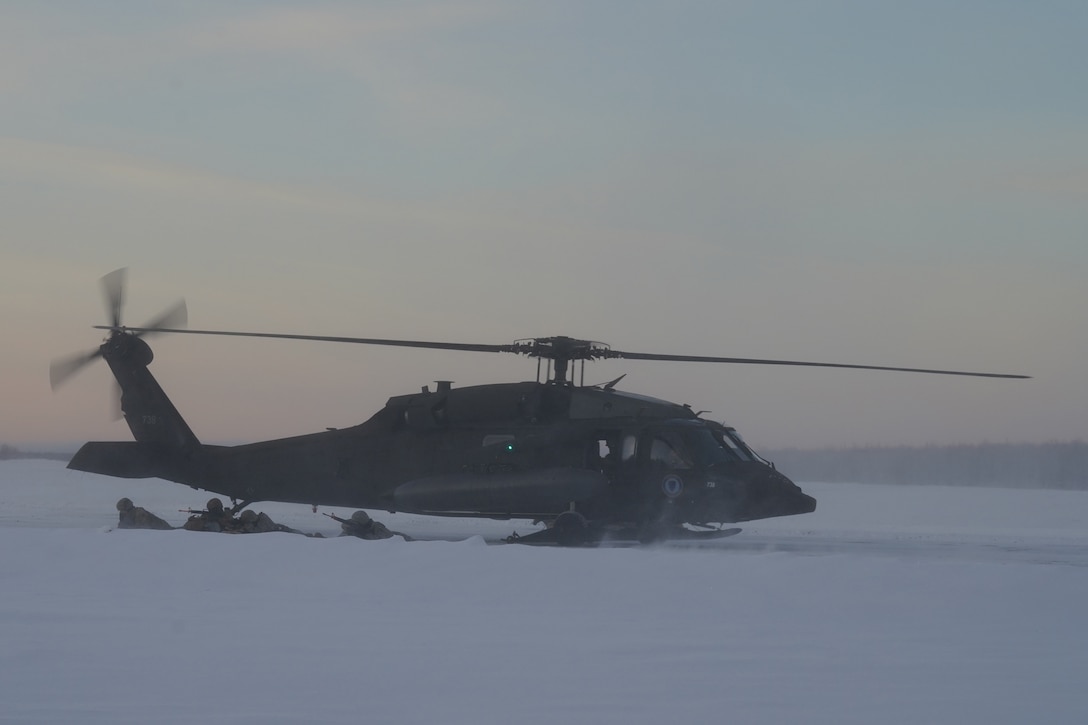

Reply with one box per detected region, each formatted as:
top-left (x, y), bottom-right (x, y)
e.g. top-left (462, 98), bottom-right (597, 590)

top-left (206, 497), bottom-right (224, 512)
top-left (239, 510), bottom-right (257, 523)
top-left (116, 497), bottom-right (134, 512)
top-left (350, 511), bottom-right (372, 524)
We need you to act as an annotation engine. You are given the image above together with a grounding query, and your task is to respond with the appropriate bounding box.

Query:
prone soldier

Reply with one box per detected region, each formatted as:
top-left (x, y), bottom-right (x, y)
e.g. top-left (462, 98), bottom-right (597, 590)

top-left (116, 498), bottom-right (174, 530)
top-left (236, 509), bottom-right (284, 534)
top-left (233, 508), bottom-right (318, 536)
top-left (182, 497), bottom-right (236, 532)
top-left (328, 510), bottom-right (405, 540)
top-left (179, 501), bottom-right (323, 536)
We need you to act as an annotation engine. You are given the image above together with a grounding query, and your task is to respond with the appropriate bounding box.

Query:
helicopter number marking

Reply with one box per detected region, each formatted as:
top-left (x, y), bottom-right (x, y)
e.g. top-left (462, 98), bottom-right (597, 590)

top-left (662, 475), bottom-right (684, 498)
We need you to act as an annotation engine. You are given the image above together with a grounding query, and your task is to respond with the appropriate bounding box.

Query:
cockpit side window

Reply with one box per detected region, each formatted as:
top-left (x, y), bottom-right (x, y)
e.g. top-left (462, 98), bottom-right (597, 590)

top-left (649, 434), bottom-right (694, 469)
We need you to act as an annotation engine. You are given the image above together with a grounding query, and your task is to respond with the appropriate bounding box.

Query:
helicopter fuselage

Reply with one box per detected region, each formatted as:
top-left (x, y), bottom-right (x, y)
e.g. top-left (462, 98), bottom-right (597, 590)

top-left (71, 377), bottom-right (816, 528)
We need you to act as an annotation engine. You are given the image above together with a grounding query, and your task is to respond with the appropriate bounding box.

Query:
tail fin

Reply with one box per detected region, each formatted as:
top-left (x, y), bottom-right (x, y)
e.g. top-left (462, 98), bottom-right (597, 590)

top-left (103, 334), bottom-right (200, 454)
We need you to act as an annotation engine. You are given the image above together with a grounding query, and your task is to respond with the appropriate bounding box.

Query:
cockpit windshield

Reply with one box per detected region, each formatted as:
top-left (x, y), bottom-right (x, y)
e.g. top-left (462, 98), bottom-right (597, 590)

top-left (708, 428), bottom-right (753, 462)
top-left (648, 424), bottom-right (757, 468)
top-left (645, 422), bottom-right (774, 469)
top-left (721, 427), bottom-right (772, 465)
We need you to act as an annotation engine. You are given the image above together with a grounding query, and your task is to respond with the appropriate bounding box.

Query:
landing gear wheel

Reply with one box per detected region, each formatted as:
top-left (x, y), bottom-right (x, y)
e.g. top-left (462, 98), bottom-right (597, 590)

top-left (553, 511), bottom-right (589, 547)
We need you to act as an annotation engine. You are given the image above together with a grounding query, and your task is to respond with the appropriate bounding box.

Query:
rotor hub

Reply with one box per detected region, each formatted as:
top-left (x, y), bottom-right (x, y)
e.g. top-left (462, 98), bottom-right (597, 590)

top-left (509, 337), bottom-right (612, 384)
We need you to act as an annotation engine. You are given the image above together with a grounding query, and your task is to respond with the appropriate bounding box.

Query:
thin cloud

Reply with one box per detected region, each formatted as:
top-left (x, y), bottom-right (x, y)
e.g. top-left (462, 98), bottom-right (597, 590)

top-left (184, 3), bottom-right (512, 133)
top-left (0, 137), bottom-right (333, 208)
top-left (189, 3), bottom-right (503, 54)
top-left (0, 135), bottom-right (577, 244)
top-left (1, 4), bottom-right (511, 133)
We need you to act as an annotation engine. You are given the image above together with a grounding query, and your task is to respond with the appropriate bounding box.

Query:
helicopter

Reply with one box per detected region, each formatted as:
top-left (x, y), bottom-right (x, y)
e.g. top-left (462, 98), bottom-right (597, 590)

top-left (51, 269), bottom-right (1029, 545)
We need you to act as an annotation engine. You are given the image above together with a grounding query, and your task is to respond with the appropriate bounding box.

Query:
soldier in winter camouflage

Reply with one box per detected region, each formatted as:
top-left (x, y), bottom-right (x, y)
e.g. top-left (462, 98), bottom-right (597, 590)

top-left (116, 498), bottom-right (173, 530)
top-left (337, 510), bottom-right (399, 540)
top-left (183, 497), bottom-right (236, 532)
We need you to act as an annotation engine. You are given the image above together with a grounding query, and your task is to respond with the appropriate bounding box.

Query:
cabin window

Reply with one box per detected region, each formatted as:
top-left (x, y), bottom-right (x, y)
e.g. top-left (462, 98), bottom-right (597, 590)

top-left (592, 431), bottom-right (625, 470)
top-left (621, 434), bottom-right (638, 462)
top-left (593, 431), bottom-right (622, 459)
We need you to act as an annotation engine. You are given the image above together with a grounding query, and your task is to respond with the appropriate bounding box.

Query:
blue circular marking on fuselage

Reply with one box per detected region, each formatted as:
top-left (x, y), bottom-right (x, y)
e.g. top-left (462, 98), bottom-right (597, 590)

top-left (662, 475), bottom-right (684, 498)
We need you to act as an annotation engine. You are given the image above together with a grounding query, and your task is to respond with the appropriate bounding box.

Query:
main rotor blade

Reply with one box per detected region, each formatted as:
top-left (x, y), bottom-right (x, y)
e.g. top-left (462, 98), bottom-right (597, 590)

top-left (100, 268), bottom-right (126, 329)
top-left (135, 299), bottom-right (188, 337)
top-left (50, 349), bottom-right (102, 390)
top-left (606, 349), bottom-right (1030, 379)
top-left (103, 325), bottom-right (1031, 380)
top-left (104, 327), bottom-right (515, 354)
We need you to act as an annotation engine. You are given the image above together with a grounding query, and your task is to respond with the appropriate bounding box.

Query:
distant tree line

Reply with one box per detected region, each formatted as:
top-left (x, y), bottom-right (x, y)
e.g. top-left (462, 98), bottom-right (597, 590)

top-left (4, 441), bottom-right (1086, 490)
top-left (764, 442), bottom-right (1088, 490)
top-left (0, 444), bottom-right (72, 462)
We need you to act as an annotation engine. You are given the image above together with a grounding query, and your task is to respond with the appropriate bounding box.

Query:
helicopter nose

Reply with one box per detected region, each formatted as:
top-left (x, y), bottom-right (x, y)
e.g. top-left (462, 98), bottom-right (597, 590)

top-left (770, 471), bottom-right (816, 514)
top-left (703, 462), bottom-right (817, 523)
top-left (741, 469), bottom-right (817, 521)
top-left (787, 490), bottom-right (817, 516)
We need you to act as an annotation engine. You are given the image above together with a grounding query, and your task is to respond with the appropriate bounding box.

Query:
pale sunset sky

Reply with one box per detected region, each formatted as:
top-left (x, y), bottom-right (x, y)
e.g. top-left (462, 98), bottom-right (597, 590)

top-left (2, 1), bottom-right (1085, 449)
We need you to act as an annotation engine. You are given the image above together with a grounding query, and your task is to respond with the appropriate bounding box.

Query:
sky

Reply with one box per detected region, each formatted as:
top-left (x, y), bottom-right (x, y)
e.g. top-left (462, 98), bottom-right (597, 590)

top-left (2, 1), bottom-right (1086, 450)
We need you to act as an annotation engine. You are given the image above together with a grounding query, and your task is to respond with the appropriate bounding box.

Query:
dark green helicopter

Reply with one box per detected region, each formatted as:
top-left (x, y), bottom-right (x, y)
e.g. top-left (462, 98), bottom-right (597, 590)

top-left (51, 270), bottom-right (1028, 545)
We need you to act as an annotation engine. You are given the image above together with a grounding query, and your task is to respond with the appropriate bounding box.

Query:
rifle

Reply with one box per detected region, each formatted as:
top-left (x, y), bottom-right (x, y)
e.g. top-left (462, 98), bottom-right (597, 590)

top-left (178, 508), bottom-right (234, 523)
top-left (179, 502), bottom-right (246, 517)
top-left (324, 512), bottom-right (378, 534)
top-left (321, 511), bottom-right (403, 541)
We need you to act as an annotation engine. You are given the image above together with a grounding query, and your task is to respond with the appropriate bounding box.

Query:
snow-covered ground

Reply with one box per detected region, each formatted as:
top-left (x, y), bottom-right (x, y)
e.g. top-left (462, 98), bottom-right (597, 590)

top-left (2, 460), bottom-right (1086, 724)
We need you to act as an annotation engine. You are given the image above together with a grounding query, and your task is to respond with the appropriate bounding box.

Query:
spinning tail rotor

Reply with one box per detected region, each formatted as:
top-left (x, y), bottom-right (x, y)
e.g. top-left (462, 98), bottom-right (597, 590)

top-left (52, 268), bottom-right (199, 453)
top-left (50, 268), bottom-right (188, 390)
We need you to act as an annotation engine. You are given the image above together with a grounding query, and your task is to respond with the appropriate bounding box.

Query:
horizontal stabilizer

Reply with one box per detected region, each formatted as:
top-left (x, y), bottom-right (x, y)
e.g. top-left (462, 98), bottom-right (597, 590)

top-left (69, 441), bottom-right (185, 480)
